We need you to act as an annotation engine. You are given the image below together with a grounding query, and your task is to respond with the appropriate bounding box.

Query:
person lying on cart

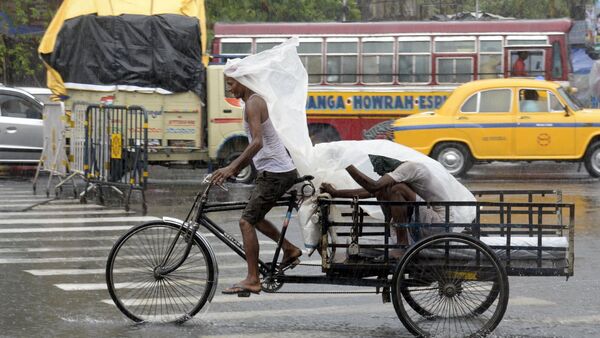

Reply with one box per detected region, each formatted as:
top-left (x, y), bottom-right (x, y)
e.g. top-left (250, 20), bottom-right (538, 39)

top-left (321, 155), bottom-right (450, 250)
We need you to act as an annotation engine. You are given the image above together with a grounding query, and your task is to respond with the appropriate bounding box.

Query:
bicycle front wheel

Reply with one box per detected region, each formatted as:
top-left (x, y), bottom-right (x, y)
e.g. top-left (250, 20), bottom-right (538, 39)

top-left (106, 221), bottom-right (217, 323)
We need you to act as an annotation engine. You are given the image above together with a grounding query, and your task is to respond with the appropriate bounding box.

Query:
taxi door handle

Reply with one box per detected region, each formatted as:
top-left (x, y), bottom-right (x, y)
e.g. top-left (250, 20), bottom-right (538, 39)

top-left (457, 116), bottom-right (468, 120)
top-left (6, 126), bottom-right (17, 134)
top-left (519, 116), bottom-right (530, 120)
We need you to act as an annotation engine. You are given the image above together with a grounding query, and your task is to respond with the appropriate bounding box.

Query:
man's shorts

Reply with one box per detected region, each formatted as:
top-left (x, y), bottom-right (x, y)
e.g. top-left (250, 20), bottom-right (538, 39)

top-left (241, 169), bottom-right (298, 225)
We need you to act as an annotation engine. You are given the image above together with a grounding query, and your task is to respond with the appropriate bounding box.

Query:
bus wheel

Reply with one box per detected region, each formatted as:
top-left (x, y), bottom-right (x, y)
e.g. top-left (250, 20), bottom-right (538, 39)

top-left (584, 141), bottom-right (600, 177)
top-left (430, 142), bottom-right (473, 177)
top-left (222, 152), bottom-right (256, 184)
top-left (309, 125), bottom-right (341, 145)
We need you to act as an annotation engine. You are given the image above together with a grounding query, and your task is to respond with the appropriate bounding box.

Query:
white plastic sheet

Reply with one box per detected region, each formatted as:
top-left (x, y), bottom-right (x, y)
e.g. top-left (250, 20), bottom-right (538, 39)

top-left (224, 37), bottom-right (476, 250)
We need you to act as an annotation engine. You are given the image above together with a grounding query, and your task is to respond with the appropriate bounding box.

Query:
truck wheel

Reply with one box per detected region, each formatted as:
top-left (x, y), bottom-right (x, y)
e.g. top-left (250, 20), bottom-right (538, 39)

top-left (584, 141), bottom-right (600, 177)
top-left (430, 142), bottom-right (473, 177)
top-left (222, 152), bottom-right (256, 184)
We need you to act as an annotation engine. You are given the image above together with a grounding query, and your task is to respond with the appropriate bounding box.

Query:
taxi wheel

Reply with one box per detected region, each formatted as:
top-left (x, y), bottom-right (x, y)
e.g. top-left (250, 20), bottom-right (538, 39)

top-left (584, 141), bottom-right (600, 177)
top-left (430, 142), bottom-right (473, 177)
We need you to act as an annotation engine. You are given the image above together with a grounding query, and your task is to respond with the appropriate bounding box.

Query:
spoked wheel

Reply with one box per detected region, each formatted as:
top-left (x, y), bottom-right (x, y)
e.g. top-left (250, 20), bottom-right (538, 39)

top-left (392, 233), bottom-right (509, 337)
top-left (106, 221), bottom-right (217, 323)
top-left (400, 279), bottom-right (501, 319)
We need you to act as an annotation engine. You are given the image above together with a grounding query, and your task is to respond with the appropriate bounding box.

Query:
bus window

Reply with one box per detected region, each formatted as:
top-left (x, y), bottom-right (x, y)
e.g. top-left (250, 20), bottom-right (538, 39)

top-left (551, 41), bottom-right (563, 79)
top-left (437, 57), bottom-right (473, 84)
top-left (506, 36), bottom-right (547, 46)
top-left (434, 37), bottom-right (476, 53)
top-left (398, 38), bottom-right (430, 83)
top-left (479, 37), bottom-right (502, 79)
top-left (298, 39), bottom-right (323, 84)
top-left (509, 50), bottom-right (545, 77)
top-left (326, 38), bottom-right (358, 84)
top-left (256, 38), bottom-right (286, 53)
top-left (362, 38), bottom-right (393, 84)
top-left (220, 38), bottom-right (252, 57)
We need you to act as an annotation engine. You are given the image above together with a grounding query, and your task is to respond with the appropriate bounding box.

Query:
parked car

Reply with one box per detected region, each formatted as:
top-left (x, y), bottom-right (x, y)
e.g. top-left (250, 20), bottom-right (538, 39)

top-left (17, 87), bottom-right (53, 104)
top-left (392, 78), bottom-right (600, 177)
top-left (0, 85), bottom-right (44, 163)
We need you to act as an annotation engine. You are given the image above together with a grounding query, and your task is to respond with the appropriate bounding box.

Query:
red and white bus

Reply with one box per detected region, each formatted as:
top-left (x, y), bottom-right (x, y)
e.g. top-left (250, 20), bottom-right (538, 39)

top-left (212, 19), bottom-right (572, 142)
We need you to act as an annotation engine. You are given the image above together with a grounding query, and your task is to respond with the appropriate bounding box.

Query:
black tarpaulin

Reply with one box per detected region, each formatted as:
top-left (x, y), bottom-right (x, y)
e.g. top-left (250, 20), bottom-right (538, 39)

top-left (40, 14), bottom-right (204, 96)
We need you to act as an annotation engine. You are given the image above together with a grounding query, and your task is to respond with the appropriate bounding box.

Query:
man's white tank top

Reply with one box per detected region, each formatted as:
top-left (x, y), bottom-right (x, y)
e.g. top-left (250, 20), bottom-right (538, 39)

top-left (243, 94), bottom-right (296, 173)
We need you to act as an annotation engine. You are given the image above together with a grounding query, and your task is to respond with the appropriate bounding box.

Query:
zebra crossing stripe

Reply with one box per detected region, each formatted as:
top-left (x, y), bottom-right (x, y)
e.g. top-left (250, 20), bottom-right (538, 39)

top-left (0, 216), bottom-right (158, 225)
top-left (0, 198), bottom-right (54, 203)
top-left (32, 204), bottom-right (107, 210)
top-left (100, 292), bottom-right (375, 307)
top-left (0, 225), bottom-right (134, 234)
top-left (24, 259), bottom-right (321, 276)
top-left (0, 209), bottom-right (135, 218)
top-left (0, 250), bottom-right (291, 263)
top-left (0, 199), bottom-right (81, 207)
top-left (2, 240), bottom-right (283, 254)
top-left (56, 277), bottom-right (262, 291)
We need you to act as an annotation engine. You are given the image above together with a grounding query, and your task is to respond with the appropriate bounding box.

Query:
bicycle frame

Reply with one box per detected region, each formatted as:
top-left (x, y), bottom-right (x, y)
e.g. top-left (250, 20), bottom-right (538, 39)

top-left (155, 181), bottom-right (300, 279)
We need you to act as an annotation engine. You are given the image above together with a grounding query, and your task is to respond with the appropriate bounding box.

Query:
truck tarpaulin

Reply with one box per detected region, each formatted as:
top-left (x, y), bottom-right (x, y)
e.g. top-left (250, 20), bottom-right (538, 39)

top-left (38, 0), bottom-right (207, 98)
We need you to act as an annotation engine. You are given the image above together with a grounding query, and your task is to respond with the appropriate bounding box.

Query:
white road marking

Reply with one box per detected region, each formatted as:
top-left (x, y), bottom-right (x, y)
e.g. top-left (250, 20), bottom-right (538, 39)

top-left (4, 240), bottom-right (283, 254)
top-left (0, 198), bottom-right (53, 203)
top-left (0, 225), bottom-right (134, 234)
top-left (0, 250), bottom-right (307, 264)
top-left (32, 204), bottom-right (106, 210)
top-left (0, 199), bottom-right (81, 207)
top-left (0, 209), bottom-right (134, 218)
top-left (24, 259), bottom-right (322, 276)
top-left (101, 292), bottom-right (376, 307)
top-left (0, 216), bottom-right (158, 225)
top-left (508, 296), bottom-right (556, 306)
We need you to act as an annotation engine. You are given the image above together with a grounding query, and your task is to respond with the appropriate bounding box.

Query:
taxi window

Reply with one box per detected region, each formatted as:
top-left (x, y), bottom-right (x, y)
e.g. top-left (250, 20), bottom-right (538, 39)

top-left (480, 90), bottom-right (511, 112)
top-left (519, 89), bottom-right (546, 113)
top-left (461, 89), bottom-right (512, 113)
top-left (549, 91), bottom-right (564, 112)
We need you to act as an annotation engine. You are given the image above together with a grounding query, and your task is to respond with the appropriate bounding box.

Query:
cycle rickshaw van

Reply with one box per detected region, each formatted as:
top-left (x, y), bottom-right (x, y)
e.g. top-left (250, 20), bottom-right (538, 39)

top-left (106, 176), bottom-right (574, 338)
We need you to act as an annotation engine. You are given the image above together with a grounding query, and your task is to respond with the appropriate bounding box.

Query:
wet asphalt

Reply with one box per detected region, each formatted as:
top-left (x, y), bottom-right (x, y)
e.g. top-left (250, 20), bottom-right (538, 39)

top-left (0, 161), bottom-right (599, 337)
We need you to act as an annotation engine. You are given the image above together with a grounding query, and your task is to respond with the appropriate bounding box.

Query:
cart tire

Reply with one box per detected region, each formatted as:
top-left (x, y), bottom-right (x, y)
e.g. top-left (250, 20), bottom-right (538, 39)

top-left (400, 277), bottom-right (501, 318)
top-left (392, 233), bottom-right (509, 337)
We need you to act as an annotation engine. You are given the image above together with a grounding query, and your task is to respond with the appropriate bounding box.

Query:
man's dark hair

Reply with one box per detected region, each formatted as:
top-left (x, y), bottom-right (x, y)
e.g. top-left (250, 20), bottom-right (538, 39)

top-left (369, 154), bottom-right (403, 176)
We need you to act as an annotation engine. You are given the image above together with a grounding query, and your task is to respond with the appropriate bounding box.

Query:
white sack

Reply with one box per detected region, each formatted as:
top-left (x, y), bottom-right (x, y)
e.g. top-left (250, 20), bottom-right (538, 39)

top-left (224, 38), bottom-right (475, 250)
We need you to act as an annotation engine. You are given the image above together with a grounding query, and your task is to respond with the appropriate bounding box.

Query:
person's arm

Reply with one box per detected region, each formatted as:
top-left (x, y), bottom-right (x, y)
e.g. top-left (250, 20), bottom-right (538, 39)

top-left (320, 182), bottom-right (372, 199)
top-left (211, 97), bottom-right (265, 185)
top-left (346, 164), bottom-right (396, 194)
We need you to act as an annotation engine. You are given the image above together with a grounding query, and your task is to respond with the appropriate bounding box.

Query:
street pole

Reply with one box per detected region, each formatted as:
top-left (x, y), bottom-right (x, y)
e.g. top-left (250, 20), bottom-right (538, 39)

top-left (476, 0), bottom-right (480, 19)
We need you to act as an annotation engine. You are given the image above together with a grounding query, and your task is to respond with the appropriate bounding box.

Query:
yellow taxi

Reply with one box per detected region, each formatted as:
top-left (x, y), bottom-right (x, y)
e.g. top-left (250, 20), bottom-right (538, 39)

top-left (392, 78), bottom-right (600, 177)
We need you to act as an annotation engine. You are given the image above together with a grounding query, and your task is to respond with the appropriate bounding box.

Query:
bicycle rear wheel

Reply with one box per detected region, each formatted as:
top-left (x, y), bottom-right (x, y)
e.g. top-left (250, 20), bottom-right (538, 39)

top-left (106, 221), bottom-right (217, 323)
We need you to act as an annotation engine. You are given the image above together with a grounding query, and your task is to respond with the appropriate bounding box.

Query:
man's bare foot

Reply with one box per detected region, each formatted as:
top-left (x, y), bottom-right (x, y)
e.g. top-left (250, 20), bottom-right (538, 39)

top-left (222, 279), bottom-right (261, 295)
top-left (281, 246), bottom-right (302, 268)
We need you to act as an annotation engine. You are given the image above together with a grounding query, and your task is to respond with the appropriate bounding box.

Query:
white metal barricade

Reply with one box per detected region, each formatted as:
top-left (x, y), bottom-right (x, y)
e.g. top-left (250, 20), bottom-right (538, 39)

top-left (33, 102), bottom-right (73, 196)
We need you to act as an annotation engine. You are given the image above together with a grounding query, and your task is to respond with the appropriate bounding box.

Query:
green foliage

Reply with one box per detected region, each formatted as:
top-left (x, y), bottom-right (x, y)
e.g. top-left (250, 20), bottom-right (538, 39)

top-left (207, 0), bottom-right (360, 25)
top-left (418, 0), bottom-right (588, 20)
top-left (1, 0), bottom-right (56, 85)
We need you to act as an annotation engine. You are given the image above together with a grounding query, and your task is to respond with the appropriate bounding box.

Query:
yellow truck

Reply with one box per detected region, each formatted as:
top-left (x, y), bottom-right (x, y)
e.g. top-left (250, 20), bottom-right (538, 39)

top-left (38, 0), bottom-right (256, 182)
